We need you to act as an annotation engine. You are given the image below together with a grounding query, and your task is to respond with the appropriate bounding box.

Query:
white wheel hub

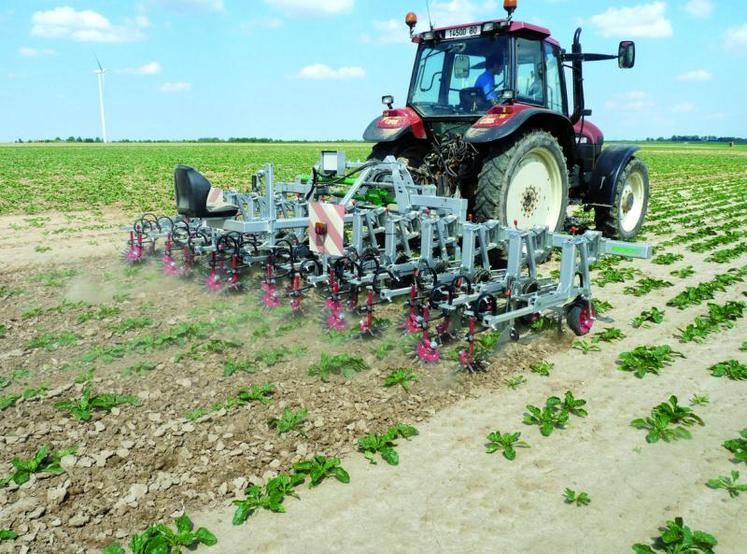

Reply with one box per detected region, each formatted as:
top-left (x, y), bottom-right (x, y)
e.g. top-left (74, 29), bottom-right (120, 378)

top-left (505, 146), bottom-right (564, 230)
top-left (619, 170), bottom-right (645, 233)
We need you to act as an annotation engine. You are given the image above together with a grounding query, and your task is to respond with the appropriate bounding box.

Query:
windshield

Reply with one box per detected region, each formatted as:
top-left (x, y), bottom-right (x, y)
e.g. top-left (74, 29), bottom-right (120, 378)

top-left (408, 35), bottom-right (510, 117)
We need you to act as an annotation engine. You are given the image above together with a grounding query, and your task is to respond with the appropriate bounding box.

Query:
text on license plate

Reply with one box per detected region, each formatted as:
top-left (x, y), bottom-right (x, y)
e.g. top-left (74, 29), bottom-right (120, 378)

top-left (444, 25), bottom-right (480, 40)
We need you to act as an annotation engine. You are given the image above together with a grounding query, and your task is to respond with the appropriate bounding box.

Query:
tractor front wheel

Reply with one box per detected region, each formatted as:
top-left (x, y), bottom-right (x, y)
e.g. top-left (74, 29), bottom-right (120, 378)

top-left (475, 131), bottom-right (569, 232)
top-left (594, 158), bottom-right (649, 240)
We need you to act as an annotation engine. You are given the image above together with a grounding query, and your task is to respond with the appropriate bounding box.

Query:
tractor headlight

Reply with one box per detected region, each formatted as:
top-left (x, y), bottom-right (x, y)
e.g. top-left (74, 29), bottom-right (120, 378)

top-left (482, 22), bottom-right (497, 33)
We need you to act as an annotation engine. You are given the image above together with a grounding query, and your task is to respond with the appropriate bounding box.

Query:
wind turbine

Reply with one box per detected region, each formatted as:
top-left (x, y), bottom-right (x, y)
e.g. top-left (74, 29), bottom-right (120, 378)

top-left (94, 55), bottom-right (108, 143)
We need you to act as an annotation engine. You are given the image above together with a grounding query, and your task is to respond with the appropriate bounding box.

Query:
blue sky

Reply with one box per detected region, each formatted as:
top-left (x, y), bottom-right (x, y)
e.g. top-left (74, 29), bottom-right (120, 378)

top-left (1, 0), bottom-right (746, 141)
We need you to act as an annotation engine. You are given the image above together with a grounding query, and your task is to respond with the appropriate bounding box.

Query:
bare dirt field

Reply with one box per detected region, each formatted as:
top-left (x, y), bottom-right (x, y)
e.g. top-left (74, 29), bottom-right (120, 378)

top-left (0, 143), bottom-right (746, 553)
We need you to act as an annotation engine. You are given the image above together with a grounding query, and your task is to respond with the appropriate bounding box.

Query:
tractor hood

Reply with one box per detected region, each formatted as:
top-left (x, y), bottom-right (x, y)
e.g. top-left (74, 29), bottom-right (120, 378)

top-left (362, 107), bottom-right (427, 142)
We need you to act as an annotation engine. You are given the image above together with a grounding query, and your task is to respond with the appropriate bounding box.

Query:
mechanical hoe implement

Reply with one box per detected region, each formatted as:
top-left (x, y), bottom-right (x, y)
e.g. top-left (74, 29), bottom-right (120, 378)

top-left (123, 1), bottom-right (653, 370)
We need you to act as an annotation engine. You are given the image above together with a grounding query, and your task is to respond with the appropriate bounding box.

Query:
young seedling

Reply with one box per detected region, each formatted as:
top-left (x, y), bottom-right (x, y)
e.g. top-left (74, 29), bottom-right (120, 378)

top-left (653, 395), bottom-right (704, 427)
top-left (308, 352), bottom-right (368, 382)
top-left (0, 529), bottom-right (18, 541)
top-left (122, 361), bottom-right (156, 376)
top-left (505, 375), bottom-right (527, 389)
top-left (618, 345), bottom-right (684, 378)
top-left (232, 473), bottom-right (306, 525)
top-left (592, 327), bottom-right (625, 343)
top-left (631, 307), bottom-right (665, 328)
top-left (632, 516), bottom-right (717, 554)
top-left (676, 301), bottom-right (745, 343)
top-left (292, 455), bottom-right (350, 488)
top-left (563, 488), bottom-right (591, 506)
top-left (670, 265), bottom-right (695, 278)
top-left (529, 360), bottom-right (554, 376)
top-left (688, 394), bottom-right (709, 407)
top-left (237, 384), bottom-right (275, 405)
top-left (708, 359), bottom-right (747, 380)
top-left (54, 383), bottom-right (140, 422)
top-left (223, 358), bottom-right (257, 377)
top-left (571, 340), bottom-right (600, 355)
top-left (651, 252), bottom-right (683, 265)
top-left (485, 431), bottom-right (530, 461)
top-left (358, 423), bottom-right (418, 465)
top-left (383, 368), bottom-right (419, 392)
top-left (630, 395), bottom-right (702, 444)
top-left (522, 392), bottom-right (584, 437)
top-left (0, 446), bottom-right (76, 488)
top-left (623, 277), bottom-right (673, 297)
top-left (706, 470), bottom-right (747, 498)
top-left (184, 408), bottom-right (207, 421)
top-left (722, 428), bottom-right (747, 463)
top-left (555, 390), bottom-right (589, 417)
top-left (105, 514), bottom-right (217, 553)
top-left (741, 341), bottom-right (747, 352)
top-left (268, 407), bottom-right (307, 435)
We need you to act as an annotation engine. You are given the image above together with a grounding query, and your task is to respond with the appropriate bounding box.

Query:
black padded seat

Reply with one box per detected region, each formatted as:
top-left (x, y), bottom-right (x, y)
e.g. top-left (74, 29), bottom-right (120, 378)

top-left (174, 165), bottom-right (238, 219)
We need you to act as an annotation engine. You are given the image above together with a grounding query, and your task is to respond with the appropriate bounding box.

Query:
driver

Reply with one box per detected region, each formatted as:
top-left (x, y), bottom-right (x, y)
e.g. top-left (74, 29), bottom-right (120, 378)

top-left (474, 53), bottom-right (505, 104)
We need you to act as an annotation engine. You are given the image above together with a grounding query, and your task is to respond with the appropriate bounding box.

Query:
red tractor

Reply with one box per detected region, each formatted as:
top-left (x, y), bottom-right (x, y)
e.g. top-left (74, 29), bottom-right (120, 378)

top-left (364, 1), bottom-right (649, 241)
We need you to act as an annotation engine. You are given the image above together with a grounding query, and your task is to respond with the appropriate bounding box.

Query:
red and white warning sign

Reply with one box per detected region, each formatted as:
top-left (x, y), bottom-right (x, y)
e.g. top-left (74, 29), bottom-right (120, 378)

top-left (308, 202), bottom-right (345, 257)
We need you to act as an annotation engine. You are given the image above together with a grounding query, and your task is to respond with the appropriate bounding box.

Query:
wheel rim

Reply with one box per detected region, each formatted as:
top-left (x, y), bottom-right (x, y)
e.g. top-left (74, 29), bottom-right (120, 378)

top-left (504, 146), bottom-right (564, 230)
top-left (619, 170), bottom-right (645, 233)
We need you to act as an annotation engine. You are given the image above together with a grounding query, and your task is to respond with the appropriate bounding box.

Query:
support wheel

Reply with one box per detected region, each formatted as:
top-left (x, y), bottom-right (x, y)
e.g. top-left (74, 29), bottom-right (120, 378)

top-left (594, 157), bottom-right (649, 240)
top-left (565, 298), bottom-right (595, 336)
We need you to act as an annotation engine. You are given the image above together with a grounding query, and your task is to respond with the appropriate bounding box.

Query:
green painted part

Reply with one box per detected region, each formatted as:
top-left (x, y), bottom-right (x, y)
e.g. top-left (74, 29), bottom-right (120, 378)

top-left (611, 245), bottom-right (640, 255)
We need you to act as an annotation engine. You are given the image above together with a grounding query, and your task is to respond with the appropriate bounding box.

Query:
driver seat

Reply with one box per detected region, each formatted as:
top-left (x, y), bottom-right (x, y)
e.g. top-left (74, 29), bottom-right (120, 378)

top-left (174, 165), bottom-right (239, 219)
top-left (459, 87), bottom-right (490, 112)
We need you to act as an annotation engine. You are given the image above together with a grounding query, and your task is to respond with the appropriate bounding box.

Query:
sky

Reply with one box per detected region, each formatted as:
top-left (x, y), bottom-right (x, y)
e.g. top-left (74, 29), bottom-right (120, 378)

top-left (1, 0), bottom-right (746, 141)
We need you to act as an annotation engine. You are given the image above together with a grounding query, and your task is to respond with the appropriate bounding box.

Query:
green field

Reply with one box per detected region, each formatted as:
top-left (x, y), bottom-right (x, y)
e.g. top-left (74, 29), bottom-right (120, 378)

top-left (0, 141), bottom-right (745, 216)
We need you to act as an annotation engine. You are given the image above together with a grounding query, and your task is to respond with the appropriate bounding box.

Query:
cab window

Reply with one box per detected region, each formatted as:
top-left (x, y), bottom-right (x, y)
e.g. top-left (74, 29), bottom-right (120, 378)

top-left (515, 38), bottom-right (545, 105)
top-left (544, 41), bottom-right (565, 114)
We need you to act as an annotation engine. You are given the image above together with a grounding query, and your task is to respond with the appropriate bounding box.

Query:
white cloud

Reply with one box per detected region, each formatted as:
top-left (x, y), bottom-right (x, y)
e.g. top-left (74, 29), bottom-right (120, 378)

top-left (672, 102), bottom-right (695, 113)
top-left (241, 16), bottom-right (283, 33)
top-left (294, 64), bottom-right (365, 79)
top-left (361, 19), bottom-right (410, 44)
top-left (153, 0), bottom-right (224, 13)
top-left (160, 81), bottom-right (192, 93)
top-left (264, 0), bottom-right (353, 16)
top-left (676, 69), bottom-right (711, 81)
top-left (588, 2), bottom-right (673, 39)
top-left (423, 0), bottom-right (498, 30)
top-left (31, 7), bottom-right (149, 43)
top-left (605, 90), bottom-right (655, 111)
top-left (684, 0), bottom-right (713, 17)
top-left (723, 21), bottom-right (747, 53)
top-left (122, 61), bottom-right (162, 75)
top-left (19, 47), bottom-right (56, 57)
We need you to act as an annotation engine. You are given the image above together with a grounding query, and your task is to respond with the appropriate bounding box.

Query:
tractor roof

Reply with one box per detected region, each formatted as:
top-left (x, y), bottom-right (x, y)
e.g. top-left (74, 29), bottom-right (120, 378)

top-left (414, 20), bottom-right (560, 48)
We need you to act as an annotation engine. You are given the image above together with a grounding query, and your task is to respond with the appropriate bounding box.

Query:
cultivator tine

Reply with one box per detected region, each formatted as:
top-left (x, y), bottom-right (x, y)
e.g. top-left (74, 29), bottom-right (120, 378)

top-left (162, 233), bottom-right (181, 276)
top-left (123, 229), bottom-right (145, 264)
top-left (358, 288), bottom-right (387, 337)
top-left (261, 262), bottom-right (281, 309)
top-left (288, 273), bottom-right (304, 314)
top-left (458, 316), bottom-right (486, 372)
top-left (322, 268), bottom-right (347, 331)
top-left (403, 281), bottom-right (421, 333)
top-left (414, 306), bottom-right (440, 363)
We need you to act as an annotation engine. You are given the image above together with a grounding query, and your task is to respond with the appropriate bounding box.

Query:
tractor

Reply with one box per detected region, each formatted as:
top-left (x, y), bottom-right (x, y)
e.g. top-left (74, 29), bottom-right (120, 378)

top-left (364, 0), bottom-right (649, 241)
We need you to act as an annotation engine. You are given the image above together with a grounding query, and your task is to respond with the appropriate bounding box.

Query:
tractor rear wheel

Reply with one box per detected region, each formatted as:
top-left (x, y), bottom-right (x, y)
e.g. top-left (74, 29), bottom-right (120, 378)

top-left (475, 131), bottom-right (569, 232)
top-left (594, 158), bottom-right (649, 240)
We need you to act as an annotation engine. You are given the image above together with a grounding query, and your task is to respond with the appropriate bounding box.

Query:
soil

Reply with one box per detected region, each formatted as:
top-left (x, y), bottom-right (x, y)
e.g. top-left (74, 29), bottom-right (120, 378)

top-left (0, 199), bottom-right (745, 553)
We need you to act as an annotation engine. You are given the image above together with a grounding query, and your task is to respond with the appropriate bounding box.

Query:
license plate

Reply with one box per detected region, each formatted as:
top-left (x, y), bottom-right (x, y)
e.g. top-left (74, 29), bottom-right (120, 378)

top-left (443, 25), bottom-right (480, 40)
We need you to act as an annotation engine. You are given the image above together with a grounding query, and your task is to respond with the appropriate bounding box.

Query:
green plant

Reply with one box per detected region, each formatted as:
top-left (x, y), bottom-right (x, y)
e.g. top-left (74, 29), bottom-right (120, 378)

top-left (618, 345), bottom-right (684, 378)
top-left (485, 431), bottom-right (530, 461)
top-left (529, 360), bottom-right (554, 376)
top-left (632, 516), bottom-right (716, 553)
top-left (505, 375), bottom-right (527, 389)
top-left (372, 338), bottom-right (398, 360)
top-left (556, 390), bottom-right (588, 417)
top-left (563, 488), bottom-right (590, 506)
top-left (741, 341), bottom-right (747, 352)
top-left (706, 470), bottom-right (747, 498)
top-left (292, 455), bottom-right (350, 488)
top-left (223, 358), bottom-right (256, 376)
top-left (676, 301), bottom-right (745, 343)
top-left (670, 265), bottom-right (695, 278)
top-left (688, 394), bottom-right (709, 407)
top-left (54, 384), bottom-right (140, 421)
top-left (653, 395), bottom-right (704, 427)
top-left (232, 473), bottom-right (305, 525)
top-left (632, 307), bottom-right (665, 328)
top-left (631, 414), bottom-right (691, 444)
top-left (110, 317), bottom-right (153, 335)
top-left (592, 299), bottom-right (613, 314)
top-left (26, 331), bottom-right (79, 350)
top-left (0, 394), bottom-right (21, 412)
top-left (0, 324), bottom-right (6, 338)
top-left (522, 392), bottom-right (583, 437)
top-left (76, 305), bottom-right (121, 324)
top-left (571, 340), bottom-right (600, 354)
top-left (358, 423), bottom-right (418, 465)
top-left (237, 384), bottom-right (275, 405)
top-left (308, 352), bottom-right (368, 382)
top-left (592, 327), bottom-right (626, 343)
top-left (31, 268), bottom-right (78, 288)
top-left (651, 252), bottom-right (683, 265)
top-left (623, 277), bottom-right (673, 297)
top-left (383, 368), bottom-right (419, 392)
top-left (123, 361), bottom-right (156, 376)
top-left (722, 428), bottom-right (747, 463)
top-left (0, 529), bottom-right (18, 541)
top-left (0, 446), bottom-right (75, 488)
top-left (268, 407), bottom-right (307, 435)
top-left (184, 408), bottom-right (207, 421)
top-left (708, 359), bottom-right (747, 380)
top-left (107, 514), bottom-right (217, 553)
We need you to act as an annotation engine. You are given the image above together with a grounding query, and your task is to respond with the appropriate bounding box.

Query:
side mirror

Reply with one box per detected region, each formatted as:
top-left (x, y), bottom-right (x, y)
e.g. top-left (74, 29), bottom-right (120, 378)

top-left (382, 95), bottom-right (394, 109)
top-left (618, 41), bottom-right (635, 68)
top-left (454, 55), bottom-right (471, 79)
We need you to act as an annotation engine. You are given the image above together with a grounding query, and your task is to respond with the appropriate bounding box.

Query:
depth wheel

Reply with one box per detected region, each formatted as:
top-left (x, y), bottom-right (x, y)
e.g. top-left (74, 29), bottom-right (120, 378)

top-left (594, 157), bottom-right (649, 240)
top-left (565, 298), bottom-right (595, 336)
